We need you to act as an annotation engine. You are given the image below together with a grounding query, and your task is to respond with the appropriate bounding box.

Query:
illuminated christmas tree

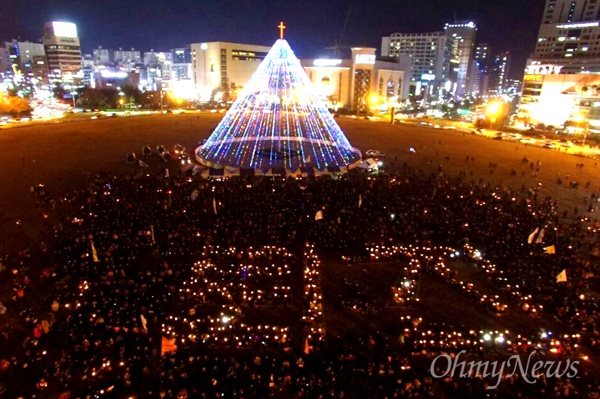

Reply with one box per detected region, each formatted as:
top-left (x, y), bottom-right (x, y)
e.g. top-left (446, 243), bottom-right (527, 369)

top-left (196, 24), bottom-right (361, 174)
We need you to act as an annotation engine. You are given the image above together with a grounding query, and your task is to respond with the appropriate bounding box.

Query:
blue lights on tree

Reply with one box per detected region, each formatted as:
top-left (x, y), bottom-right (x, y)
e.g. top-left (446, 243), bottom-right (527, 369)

top-left (198, 39), bottom-right (361, 173)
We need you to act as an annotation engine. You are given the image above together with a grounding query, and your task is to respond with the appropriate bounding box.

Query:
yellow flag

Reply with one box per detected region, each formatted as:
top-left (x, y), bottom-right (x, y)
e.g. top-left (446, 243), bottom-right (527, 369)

top-left (544, 245), bottom-right (556, 254)
top-left (315, 210), bottom-right (323, 221)
top-left (556, 269), bottom-right (567, 283)
top-left (161, 336), bottom-right (177, 356)
top-left (91, 242), bottom-right (99, 262)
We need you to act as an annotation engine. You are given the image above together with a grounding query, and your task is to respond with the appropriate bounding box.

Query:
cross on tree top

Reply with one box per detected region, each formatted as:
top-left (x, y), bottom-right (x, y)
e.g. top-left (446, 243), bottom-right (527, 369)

top-left (278, 22), bottom-right (286, 39)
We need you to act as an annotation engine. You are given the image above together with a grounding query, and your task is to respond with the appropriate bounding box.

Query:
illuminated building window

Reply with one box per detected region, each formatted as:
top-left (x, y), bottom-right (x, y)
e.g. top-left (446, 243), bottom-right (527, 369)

top-left (231, 50), bottom-right (268, 61)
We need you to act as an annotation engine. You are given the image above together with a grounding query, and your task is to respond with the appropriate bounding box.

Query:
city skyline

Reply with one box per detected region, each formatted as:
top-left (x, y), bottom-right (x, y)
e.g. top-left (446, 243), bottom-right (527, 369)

top-left (2, 0), bottom-right (546, 79)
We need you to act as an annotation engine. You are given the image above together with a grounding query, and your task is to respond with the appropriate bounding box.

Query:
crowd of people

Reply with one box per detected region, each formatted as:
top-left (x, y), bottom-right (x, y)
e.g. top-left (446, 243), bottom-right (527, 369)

top-left (0, 151), bottom-right (598, 398)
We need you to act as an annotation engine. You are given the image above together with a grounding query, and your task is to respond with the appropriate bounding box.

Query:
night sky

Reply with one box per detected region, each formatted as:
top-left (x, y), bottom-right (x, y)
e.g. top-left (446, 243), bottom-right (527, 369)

top-left (1, 0), bottom-right (546, 79)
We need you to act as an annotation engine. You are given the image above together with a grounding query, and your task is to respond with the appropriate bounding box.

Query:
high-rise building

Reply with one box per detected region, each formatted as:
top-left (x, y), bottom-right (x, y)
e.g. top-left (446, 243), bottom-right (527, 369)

top-left (472, 44), bottom-right (491, 95)
top-left (93, 47), bottom-right (112, 65)
top-left (474, 43), bottom-right (491, 65)
top-left (113, 48), bottom-right (141, 68)
top-left (519, 0), bottom-right (600, 129)
top-left (531, 0), bottom-right (600, 72)
top-left (444, 21), bottom-right (477, 97)
top-left (142, 50), bottom-right (171, 91)
top-left (4, 40), bottom-right (46, 76)
top-left (505, 79), bottom-right (522, 96)
top-left (31, 56), bottom-right (49, 85)
top-left (381, 31), bottom-right (450, 98)
top-left (381, 22), bottom-right (476, 98)
top-left (43, 21), bottom-right (82, 82)
top-left (92, 47), bottom-right (142, 70)
top-left (493, 52), bottom-right (511, 94)
top-left (172, 47), bottom-right (192, 64)
top-left (0, 47), bottom-right (11, 76)
top-left (541, 0), bottom-right (599, 24)
top-left (472, 49), bottom-right (512, 96)
top-left (170, 47), bottom-right (192, 81)
top-left (81, 54), bottom-right (95, 86)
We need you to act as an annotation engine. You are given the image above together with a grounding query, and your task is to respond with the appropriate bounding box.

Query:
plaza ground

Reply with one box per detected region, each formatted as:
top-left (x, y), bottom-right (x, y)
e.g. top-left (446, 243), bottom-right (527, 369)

top-left (0, 113), bottom-right (597, 255)
top-left (1, 114), bottom-right (600, 395)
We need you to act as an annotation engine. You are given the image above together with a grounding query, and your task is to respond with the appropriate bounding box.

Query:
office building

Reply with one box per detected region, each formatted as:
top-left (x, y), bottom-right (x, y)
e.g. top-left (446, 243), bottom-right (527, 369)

top-left (191, 41), bottom-right (271, 101)
top-left (531, 0), bottom-right (600, 73)
top-left (42, 21), bottom-right (83, 82)
top-left (473, 44), bottom-right (512, 96)
top-left (519, 0), bottom-right (600, 129)
top-left (493, 52), bottom-right (511, 94)
top-left (470, 44), bottom-right (488, 95)
top-left (381, 31), bottom-right (450, 98)
top-left (444, 21), bottom-right (477, 97)
top-left (0, 47), bottom-right (11, 76)
top-left (505, 79), bottom-right (522, 96)
top-left (92, 47), bottom-right (142, 70)
top-left (30, 56), bottom-right (49, 85)
top-left (81, 54), bottom-right (94, 87)
top-left (170, 47), bottom-right (192, 81)
top-left (474, 43), bottom-right (491, 65)
top-left (3, 40), bottom-right (46, 78)
top-left (92, 47), bottom-right (111, 65)
top-left (140, 50), bottom-right (171, 91)
top-left (541, 0), bottom-right (600, 23)
top-left (113, 48), bottom-right (141, 66)
top-left (381, 21), bottom-right (477, 98)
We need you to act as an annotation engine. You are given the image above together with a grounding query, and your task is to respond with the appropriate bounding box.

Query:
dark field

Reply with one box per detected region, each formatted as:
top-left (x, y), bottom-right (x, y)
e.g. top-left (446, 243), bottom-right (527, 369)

top-left (1, 113), bottom-right (599, 397)
top-left (1, 113), bottom-right (597, 254)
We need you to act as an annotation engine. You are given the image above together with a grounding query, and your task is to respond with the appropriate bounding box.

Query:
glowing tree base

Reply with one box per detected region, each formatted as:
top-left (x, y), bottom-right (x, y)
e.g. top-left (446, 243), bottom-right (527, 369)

top-left (196, 39), bottom-right (361, 175)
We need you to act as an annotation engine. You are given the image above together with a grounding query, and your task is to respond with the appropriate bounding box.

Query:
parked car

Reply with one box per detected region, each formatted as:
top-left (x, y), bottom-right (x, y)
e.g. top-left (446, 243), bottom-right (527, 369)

top-left (171, 144), bottom-right (186, 158)
top-left (365, 149), bottom-right (385, 158)
top-left (180, 154), bottom-right (192, 165)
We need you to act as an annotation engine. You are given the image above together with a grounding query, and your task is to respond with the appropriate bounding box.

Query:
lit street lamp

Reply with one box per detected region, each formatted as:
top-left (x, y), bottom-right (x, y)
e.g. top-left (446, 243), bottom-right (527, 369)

top-left (573, 114), bottom-right (590, 146)
top-left (118, 90), bottom-right (125, 109)
top-left (160, 89), bottom-right (163, 114)
top-left (71, 91), bottom-right (77, 108)
top-left (486, 101), bottom-right (501, 124)
top-left (581, 119), bottom-right (590, 147)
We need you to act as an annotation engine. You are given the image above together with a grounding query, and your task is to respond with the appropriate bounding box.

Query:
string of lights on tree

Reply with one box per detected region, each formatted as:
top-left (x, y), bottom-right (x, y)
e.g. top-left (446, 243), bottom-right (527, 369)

top-left (198, 37), bottom-right (360, 172)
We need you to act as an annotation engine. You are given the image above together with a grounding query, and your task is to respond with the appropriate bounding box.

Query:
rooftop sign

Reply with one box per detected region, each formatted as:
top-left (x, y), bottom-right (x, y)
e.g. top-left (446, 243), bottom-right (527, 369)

top-left (556, 22), bottom-right (599, 29)
top-left (52, 22), bottom-right (77, 38)
top-left (354, 54), bottom-right (375, 65)
top-left (313, 59), bottom-right (343, 67)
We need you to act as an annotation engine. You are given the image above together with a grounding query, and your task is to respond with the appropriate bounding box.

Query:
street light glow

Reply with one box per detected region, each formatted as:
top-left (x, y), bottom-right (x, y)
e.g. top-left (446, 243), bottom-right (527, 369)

top-left (487, 102), bottom-right (500, 116)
